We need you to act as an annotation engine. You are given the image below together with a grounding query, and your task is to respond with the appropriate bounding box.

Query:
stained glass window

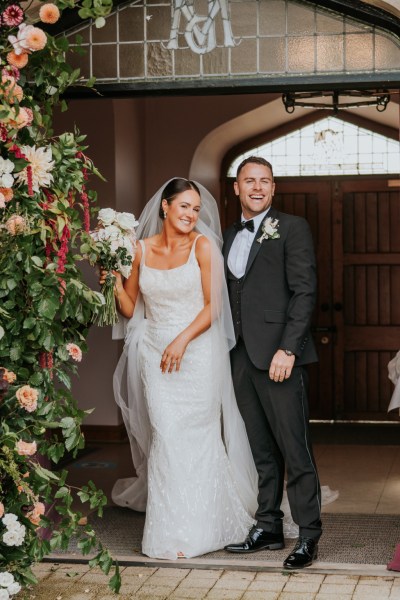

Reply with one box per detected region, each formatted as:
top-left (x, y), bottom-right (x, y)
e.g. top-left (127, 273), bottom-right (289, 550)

top-left (227, 117), bottom-right (400, 177)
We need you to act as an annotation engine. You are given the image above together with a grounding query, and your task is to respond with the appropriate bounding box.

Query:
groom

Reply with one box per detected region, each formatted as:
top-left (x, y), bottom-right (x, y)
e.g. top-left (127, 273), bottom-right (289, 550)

top-left (223, 156), bottom-right (321, 569)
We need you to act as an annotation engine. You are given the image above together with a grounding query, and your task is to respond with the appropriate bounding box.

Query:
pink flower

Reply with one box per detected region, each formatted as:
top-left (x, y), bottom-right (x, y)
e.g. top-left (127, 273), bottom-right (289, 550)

top-left (5, 214), bottom-right (26, 235)
top-left (0, 502), bottom-right (4, 518)
top-left (16, 440), bottom-right (37, 456)
top-left (2, 4), bottom-right (24, 27)
top-left (8, 23), bottom-right (47, 55)
top-left (16, 385), bottom-right (38, 412)
top-left (66, 343), bottom-right (82, 362)
top-left (0, 193), bottom-right (5, 209)
top-left (3, 369), bottom-right (16, 383)
top-left (39, 3), bottom-right (60, 24)
top-left (26, 501), bottom-right (45, 526)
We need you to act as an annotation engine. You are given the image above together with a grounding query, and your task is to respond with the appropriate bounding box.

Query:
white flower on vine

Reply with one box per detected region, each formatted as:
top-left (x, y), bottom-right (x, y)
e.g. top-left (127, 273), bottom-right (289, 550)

top-left (17, 145), bottom-right (54, 192)
top-left (0, 588), bottom-right (9, 599)
top-left (0, 157), bottom-right (15, 188)
top-left (0, 573), bottom-right (13, 588)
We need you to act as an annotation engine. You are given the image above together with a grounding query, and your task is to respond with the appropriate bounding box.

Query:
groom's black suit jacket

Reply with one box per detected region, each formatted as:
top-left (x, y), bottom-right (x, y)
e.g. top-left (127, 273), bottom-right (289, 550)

top-left (223, 207), bottom-right (318, 371)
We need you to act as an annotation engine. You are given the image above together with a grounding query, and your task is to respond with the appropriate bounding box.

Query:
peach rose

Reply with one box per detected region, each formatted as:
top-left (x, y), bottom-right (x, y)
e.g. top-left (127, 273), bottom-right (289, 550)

top-left (0, 188), bottom-right (14, 202)
top-left (9, 106), bottom-right (31, 129)
top-left (16, 385), bottom-right (38, 412)
top-left (26, 501), bottom-right (45, 526)
top-left (25, 27), bottom-right (47, 52)
top-left (0, 502), bottom-right (4, 518)
top-left (3, 369), bottom-right (16, 383)
top-left (39, 3), bottom-right (60, 24)
top-left (6, 214), bottom-right (26, 235)
top-left (7, 51), bottom-right (28, 69)
top-left (16, 440), bottom-right (37, 456)
top-left (66, 343), bottom-right (82, 362)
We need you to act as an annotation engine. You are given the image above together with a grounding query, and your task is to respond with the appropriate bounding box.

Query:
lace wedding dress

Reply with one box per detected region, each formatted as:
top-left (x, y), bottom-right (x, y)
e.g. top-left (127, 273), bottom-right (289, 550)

top-left (136, 237), bottom-right (254, 559)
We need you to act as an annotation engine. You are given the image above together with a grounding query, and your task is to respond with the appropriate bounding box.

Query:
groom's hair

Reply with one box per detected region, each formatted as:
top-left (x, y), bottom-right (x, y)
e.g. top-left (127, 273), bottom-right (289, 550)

top-left (236, 156), bottom-right (274, 180)
top-left (159, 178), bottom-right (201, 218)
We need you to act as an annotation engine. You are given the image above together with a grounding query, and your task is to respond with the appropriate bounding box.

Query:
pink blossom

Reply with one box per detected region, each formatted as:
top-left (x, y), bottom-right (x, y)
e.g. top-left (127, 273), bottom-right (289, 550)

top-left (2, 4), bottom-right (24, 27)
top-left (8, 23), bottom-right (47, 55)
top-left (66, 343), bottom-right (82, 362)
top-left (5, 214), bottom-right (26, 235)
top-left (0, 502), bottom-right (4, 518)
top-left (16, 440), bottom-right (37, 456)
top-left (26, 501), bottom-right (45, 526)
top-left (16, 385), bottom-right (38, 412)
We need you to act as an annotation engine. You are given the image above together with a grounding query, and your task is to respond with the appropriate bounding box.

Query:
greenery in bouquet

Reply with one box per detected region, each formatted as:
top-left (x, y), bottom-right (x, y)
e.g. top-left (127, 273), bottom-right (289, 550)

top-left (81, 208), bottom-right (138, 326)
top-left (0, 0), bottom-right (122, 594)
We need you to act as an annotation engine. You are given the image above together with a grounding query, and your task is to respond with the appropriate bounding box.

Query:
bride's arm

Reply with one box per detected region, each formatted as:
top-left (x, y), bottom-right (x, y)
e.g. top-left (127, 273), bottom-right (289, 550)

top-left (161, 236), bottom-right (212, 373)
top-left (99, 243), bottom-right (142, 319)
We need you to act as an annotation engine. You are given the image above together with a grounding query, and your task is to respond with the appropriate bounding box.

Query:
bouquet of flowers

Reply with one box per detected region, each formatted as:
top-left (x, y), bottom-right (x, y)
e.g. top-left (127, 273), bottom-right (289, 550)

top-left (88, 208), bottom-right (139, 326)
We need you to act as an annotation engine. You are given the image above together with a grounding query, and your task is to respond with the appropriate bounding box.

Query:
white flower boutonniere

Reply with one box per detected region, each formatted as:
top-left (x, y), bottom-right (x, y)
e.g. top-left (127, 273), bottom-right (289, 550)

top-left (257, 217), bottom-right (280, 243)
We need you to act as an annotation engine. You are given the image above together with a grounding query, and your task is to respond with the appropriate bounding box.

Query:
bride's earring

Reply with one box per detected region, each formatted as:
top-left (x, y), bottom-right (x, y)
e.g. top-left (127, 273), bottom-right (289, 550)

top-left (163, 210), bottom-right (167, 219)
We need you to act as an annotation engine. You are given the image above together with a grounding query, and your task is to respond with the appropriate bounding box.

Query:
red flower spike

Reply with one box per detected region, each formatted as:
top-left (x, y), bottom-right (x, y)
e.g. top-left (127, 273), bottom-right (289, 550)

top-left (26, 165), bottom-right (33, 196)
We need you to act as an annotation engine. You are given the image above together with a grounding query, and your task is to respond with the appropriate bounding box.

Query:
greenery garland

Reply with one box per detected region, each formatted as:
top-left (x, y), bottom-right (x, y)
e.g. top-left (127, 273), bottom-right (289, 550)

top-left (0, 0), bottom-right (121, 595)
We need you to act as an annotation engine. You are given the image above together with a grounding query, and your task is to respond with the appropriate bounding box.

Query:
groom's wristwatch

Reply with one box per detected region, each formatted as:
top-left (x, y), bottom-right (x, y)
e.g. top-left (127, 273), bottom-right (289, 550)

top-left (282, 349), bottom-right (294, 356)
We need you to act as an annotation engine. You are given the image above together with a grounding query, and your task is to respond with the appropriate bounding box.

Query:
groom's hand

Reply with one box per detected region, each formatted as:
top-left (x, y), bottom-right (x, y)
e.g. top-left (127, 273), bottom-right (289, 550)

top-left (269, 350), bottom-right (295, 382)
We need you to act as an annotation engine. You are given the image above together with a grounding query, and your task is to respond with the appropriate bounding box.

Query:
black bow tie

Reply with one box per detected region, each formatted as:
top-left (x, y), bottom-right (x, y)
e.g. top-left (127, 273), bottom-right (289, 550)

top-left (234, 219), bottom-right (255, 233)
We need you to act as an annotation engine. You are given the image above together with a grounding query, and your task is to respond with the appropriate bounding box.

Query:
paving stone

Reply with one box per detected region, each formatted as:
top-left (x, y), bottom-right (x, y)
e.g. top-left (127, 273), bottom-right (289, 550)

top-left (359, 576), bottom-right (394, 585)
top-left (134, 583), bottom-right (179, 597)
top-left (248, 579), bottom-right (286, 592)
top-left (254, 572), bottom-right (290, 582)
top-left (315, 594), bottom-right (353, 600)
top-left (318, 583), bottom-right (356, 594)
top-left (241, 592), bottom-right (279, 600)
top-left (220, 571), bottom-right (256, 582)
top-left (353, 586), bottom-right (391, 599)
top-left (205, 589), bottom-right (245, 599)
top-left (123, 566), bottom-right (157, 577)
top-left (279, 593), bottom-right (317, 600)
top-left (168, 588), bottom-right (210, 599)
top-left (323, 575), bottom-right (359, 584)
top-left (283, 580), bottom-right (321, 593)
top-left (185, 569), bottom-right (223, 579)
top-left (213, 577), bottom-right (250, 590)
top-left (287, 574), bottom-right (325, 583)
top-left (177, 578), bottom-right (217, 589)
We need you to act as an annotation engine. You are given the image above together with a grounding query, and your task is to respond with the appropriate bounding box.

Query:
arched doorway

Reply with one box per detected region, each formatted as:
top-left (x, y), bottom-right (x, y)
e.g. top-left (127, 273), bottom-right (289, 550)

top-left (222, 113), bottom-right (400, 422)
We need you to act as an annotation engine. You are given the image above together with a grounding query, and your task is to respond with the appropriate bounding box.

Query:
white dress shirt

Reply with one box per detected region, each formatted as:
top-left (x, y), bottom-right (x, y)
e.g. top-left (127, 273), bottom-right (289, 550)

top-left (228, 209), bottom-right (270, 278)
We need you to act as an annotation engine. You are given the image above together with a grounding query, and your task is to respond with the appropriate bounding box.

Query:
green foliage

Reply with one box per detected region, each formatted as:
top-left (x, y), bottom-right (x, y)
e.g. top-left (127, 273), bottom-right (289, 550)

top-left (0, 0), bottom-right (120, 595)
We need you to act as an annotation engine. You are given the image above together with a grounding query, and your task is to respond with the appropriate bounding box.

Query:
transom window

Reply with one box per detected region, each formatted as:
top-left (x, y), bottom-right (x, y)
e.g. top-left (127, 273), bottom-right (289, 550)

top-left (228, 117), bottom-right (400, 177)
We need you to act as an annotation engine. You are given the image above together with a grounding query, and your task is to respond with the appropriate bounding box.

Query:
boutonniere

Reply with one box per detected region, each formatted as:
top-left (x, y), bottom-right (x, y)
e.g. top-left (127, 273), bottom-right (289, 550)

top-left (257, 217), bottom-right (280, 243)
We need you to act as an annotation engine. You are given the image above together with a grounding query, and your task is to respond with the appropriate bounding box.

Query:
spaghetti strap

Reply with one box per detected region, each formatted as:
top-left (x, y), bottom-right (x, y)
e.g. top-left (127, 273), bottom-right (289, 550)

top-left (189, 234), bottom-right (203, 262)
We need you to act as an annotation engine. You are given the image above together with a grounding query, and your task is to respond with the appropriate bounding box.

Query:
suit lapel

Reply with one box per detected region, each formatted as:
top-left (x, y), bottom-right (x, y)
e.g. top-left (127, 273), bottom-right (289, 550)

top-left (243, 207), bottom-right (279, 279)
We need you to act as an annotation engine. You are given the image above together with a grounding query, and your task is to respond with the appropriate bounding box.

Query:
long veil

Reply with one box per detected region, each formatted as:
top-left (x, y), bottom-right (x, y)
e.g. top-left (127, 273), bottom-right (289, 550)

top-left (111, 180), bottom-right (259, 516)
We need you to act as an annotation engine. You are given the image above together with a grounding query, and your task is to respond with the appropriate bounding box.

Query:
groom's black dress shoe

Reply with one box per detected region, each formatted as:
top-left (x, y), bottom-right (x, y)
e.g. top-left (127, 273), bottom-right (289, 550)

top-left (224, 526), bottom-right (284, 553)
top-left (283, 537), bottom-right (318, 569)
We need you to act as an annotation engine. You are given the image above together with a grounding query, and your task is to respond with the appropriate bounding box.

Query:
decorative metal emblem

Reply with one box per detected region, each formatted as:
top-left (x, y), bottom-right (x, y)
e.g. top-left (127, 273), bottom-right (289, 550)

top-left (167, 0), bottom-right (236, 54)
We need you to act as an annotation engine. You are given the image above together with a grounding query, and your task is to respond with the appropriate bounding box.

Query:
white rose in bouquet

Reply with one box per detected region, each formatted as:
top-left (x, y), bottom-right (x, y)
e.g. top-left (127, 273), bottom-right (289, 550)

top-left (98, 208), bottom-right (116, 227)
top-left (7, 582), bottom-right (21, 596)
top-left (0, 588), bottom-right (9, 600)
top-left (115, 212), bottom-right (139, 231)
top-left (86, 209), bottom-right (139, 326)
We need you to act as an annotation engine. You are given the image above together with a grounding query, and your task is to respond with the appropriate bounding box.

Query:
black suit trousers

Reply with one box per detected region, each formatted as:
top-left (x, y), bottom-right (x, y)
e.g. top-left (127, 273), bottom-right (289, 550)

top-left (231, 338), bottom-right (322, 540)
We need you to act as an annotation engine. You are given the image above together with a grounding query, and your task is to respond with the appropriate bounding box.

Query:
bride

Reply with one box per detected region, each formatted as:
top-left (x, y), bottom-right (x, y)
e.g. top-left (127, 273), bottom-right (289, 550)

top-left (109, 178), bottom-right (258, 559)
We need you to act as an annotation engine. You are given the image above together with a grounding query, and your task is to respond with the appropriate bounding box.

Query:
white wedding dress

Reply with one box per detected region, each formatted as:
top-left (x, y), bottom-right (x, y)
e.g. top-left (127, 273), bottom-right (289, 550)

top-left (136, 237), bottom-right (254, 559)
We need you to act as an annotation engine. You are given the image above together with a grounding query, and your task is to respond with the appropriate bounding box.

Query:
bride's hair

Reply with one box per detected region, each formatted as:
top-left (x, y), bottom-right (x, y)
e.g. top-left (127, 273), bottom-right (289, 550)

top-left (159, 178), bottom-right (201, 218)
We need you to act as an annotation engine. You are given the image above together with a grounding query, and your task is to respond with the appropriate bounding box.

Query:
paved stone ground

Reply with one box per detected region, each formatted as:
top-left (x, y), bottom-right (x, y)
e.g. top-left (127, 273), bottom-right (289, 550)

top-left (14, 562), bottom-right (400, 600)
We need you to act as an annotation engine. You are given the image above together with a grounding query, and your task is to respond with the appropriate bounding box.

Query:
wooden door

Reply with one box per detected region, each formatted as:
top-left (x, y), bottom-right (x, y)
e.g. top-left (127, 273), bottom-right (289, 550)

top-left (333, 179), bottom-right (400, 420)
top-left (222, 177), bottom-right (400, 421)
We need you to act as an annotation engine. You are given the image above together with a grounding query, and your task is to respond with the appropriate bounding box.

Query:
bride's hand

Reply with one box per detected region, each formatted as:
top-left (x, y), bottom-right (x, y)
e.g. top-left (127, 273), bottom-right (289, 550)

top-left (99, 269), bottom-right (124, 296)
top-left (161, 334), bottom-right (189, 374)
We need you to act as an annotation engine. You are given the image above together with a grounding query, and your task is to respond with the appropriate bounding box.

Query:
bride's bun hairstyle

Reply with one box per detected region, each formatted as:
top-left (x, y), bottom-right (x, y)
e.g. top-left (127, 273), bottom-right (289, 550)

top-left (159, 178), bottom-right (201, 219)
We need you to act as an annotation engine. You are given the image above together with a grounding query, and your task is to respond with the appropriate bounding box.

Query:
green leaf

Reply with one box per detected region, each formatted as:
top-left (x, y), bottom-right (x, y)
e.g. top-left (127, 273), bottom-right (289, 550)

top-left (108, 563), bottom-right (121, 594)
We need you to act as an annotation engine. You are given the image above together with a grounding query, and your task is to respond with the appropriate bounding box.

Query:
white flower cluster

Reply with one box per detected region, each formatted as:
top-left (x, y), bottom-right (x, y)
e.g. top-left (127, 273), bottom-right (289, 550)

top-left (91, 208), bottom-right (139, 279)
top-left (0, 571), bottom-right (21, 599)
top-left (0, 157), bottom-right (15, 189)
top-left (1, 514), bottom-right (26, 547)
